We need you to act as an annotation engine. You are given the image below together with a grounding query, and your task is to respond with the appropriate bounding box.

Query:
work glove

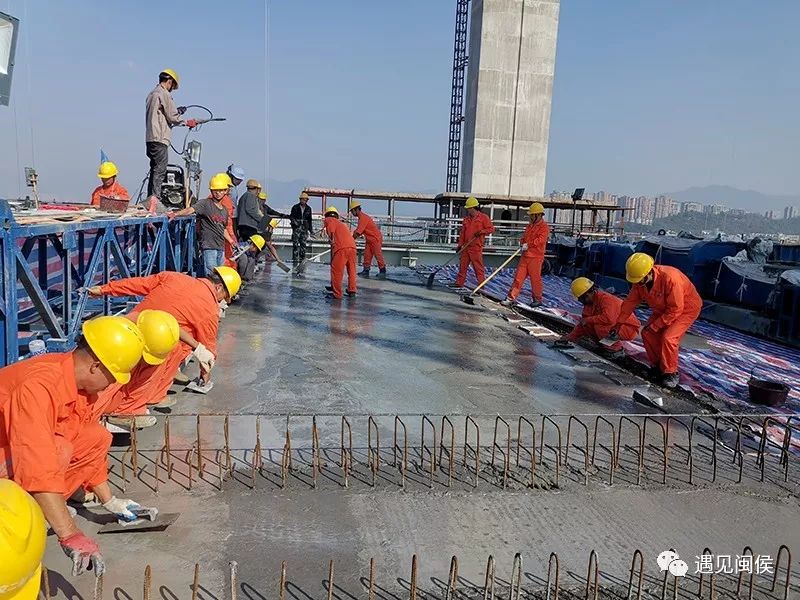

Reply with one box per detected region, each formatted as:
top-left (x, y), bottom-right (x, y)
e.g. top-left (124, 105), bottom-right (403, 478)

top-left (177, 106), bottom-right (187, 115)
top-left (60, 532), bottom-right (105, 576)
top-left (192, 343), bottom-right (216, 371)
top-left (185, 119), bottom-right (198, 129)
top-left (521, 243), bottom-right (529, 251)
top-left (102, 496), bottom-right (141, 522)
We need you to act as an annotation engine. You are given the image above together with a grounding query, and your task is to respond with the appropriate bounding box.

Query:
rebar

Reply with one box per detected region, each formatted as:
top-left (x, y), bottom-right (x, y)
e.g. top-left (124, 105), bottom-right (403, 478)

top-left (421, 415), bottom-right (437, 488)
top-left (626, 549), bottom-right (643, 600)
top-left (229, 561), bottom-right (238, 600)
top-left (368, 415), bottom-right (380, 486)
top-left (41, 566), bottom-right (50, 600)
top-left (312, 416), bottom-right (320, 489)
top-left (643, 417), bottom-right (667, 484)
top-left (341, 416), bottom-right (353, 488)
top-left (131, 424), bottom-right (139, 473)
top-left (735, 546), bottom-right (754, 600)
top-left (585, 550), bottom-right (598, 600)
top-left (409, 554), bottom-right (418, 600)
top-left (440, 416), bottom-right (456, 487)
top-left (191, 564), bottom-right (200, 600)
top-left (771, 544), bottom-right (791, 600)
top-left (617, 416), bottom-right (643, 484)
top-left (94, 573), bottom-right (103, 600)
top-left (144, 565), bottom-right (152, 600)
top-left (757, 417), bottom-right (791, 482)
top-left (565, 416), bottom-right (589, 485)
top-left (689, 417), bottom-right (718, 483)
top-left (279, 561), bottom-right (286, 600)
top-left (516, 416), bottom-right (536, 488)
top-left (508, 553), bottom-right (522, 600)
top-left (665, 417), bottom-right (693, 482)
top-left (252, 416), bottom-right (262, 489)
top-left (591, 416), bottom-right (616, 485)
top-left (483, 555), bottom-right (495, 600)
top-left (327, 560), bottom-right (334, 600)
top-left (697, 548), bottom-right (715, 600)
top-left (445, 556), bottom-right (458, 600)
top-left (546, 553), bottom-right (560, 600)
top-left (393, 416), bottom-right (408, 489)
top-left (196, 415), bottom-right (203, 476)
top-left (368, 558), bottom-right (375, 600)
top-left (539, 416), bottom-right (563, 469)
top-left (464, 415), bottom-right (480, 487)
top-left (491, 416), bottom-right (511, 488)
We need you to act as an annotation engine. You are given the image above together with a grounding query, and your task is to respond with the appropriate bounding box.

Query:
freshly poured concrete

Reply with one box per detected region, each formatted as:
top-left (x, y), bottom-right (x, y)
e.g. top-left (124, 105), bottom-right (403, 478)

top-left (42, 265), bottom-right (799, 598)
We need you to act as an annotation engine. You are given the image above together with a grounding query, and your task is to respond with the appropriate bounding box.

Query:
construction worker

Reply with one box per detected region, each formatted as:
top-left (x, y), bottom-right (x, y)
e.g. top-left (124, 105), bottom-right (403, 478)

top-left (88, 267), bottom-right (241, 415)
top-left (563, 277), bottom-right (640, 359)
top-left (95, 310), bottom-right (181, 430)
top-left (501, 202), bottom-right (549, 307)
top-left (290, 192), bottom-right (314, 276)
top-left (350, 201), bottom-right (386, 279)
top-left (145, 69), bottom-right (196, 212)
top-left (322, 206), bottom-right (357, 298)
top-left (237, 234), bottom-right (266, 282)
top-left (0, 315), bottom-right (148, 576)
top-left (453, 197), bottom-right (495, 289)
top-left (259, 191), bottom-right (289, 227)
top-left (611, 253), bottom-right (703, 388)
top-left (90, 162), bottom-right (129, 207)
top-left (236, 179), bottom-right (265, 241)
top-left (0, 480), bottom-right (46, 600)
top-left (171, 173), bottom-right (236, 275)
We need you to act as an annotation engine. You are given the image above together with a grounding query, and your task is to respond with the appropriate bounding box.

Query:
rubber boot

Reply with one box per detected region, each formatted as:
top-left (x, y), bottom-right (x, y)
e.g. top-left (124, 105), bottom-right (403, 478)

top-left (662, 372), bottom-right (680, 389)
top-left (377, 267), bottom-right (387, 279)
top-left (359, 268), bottom-right (370, 278)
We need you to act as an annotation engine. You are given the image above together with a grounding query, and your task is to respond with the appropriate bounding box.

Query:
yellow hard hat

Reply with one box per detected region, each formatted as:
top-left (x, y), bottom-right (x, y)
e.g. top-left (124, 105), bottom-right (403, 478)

top-left (82, 315), bottom-right (146, 384)
top-left (136, 309), bottom-right (180, 366)
top-left (246, 179), bottom-right (261, 189)
top-left (213, 266), bottom-right (242, 299)
top-left (625, 252), bottom-right (655, 283)
top-left (258, 191), bottom-right (268, 201)
top-left (269, 218), bottom-right (279, 229)
top-left (299, 192), bottom-right (309, 200)
top-left (349, 201), bottom-right (361, 210)
top-left (249, 234), bottom-right (266, 251)
top-left (528, 202), bottom-right (545, 215)
top-left (97, 161), bottom-right (118, 179)
top-left (570, 277), bottom-right (594, 299)
top-left (0, 480), bottom-right (46, 600)
top-left (464, 196), bottom-right (479, 209)
top-left (325, 206), bottom-right (339, 216)
top-left (160, 68), bottom-right (180, 89)
top-left (209, 173), bottom-right (230, 191)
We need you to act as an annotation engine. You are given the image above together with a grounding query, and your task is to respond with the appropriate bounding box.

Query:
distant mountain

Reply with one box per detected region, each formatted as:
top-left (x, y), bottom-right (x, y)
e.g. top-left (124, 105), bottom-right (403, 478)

top-left (665, 185), bottom-right (799, 213)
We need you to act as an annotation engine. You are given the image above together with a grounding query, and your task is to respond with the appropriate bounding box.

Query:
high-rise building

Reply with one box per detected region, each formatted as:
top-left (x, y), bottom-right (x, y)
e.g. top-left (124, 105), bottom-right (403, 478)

top-left (654, 195), bottom-right (678, 220)
top-left (765, 210), bottom-right (775, 219)
top-left (784, 206), bottom-right (797, 219)
top-left (633, 196), bottom-right (655, 224)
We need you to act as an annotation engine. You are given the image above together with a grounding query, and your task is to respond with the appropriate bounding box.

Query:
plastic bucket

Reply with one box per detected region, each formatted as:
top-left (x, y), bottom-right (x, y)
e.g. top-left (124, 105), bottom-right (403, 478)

top-left (747, 378), bottom-right (790, 407)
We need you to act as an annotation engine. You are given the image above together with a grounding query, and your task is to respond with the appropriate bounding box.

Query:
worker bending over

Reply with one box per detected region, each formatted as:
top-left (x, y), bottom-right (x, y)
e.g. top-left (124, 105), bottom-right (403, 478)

top-left (91, 162), bottom-right (129, 207)
top-left (611, 253), bottom-right (702, 388)
top-left (237, 234), bottom-right (266, 282)
top-left (0, 480), bottom-right (46, 600)
top-left (323, 206), bottom-right (357, 298)
top-left (171, 174), bottom-right (236, 275)
top-left (563, 277), bottom-right (640, 359)
top-left (88, 267), bottom-right (241, 417)
top-left (349, 201), bottom-right (386, 279)
top-left (501, 203), bottom-right (549, 307)
top-left (0, 316), bottom-right (148, 575)
top-left (260, 191), bottom-right (289, 225)
top-left (453, 197), bottom-right (495, 289)
top-left (291, 192), bottom-right (314, 276)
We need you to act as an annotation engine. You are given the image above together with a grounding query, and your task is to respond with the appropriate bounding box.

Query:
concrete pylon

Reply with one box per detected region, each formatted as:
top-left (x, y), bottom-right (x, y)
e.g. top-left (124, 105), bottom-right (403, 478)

top-left (460, 0), bottom-right (560, 197)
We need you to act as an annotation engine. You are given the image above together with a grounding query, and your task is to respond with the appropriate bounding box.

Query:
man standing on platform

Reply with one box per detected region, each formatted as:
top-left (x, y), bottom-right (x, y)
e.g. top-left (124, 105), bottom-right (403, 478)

top-left (290, 192), bottom-right (314, 276)
top-left (349, 201), bottom-right (386, 279)
top-left (453, 196), bottom-right (495, 289)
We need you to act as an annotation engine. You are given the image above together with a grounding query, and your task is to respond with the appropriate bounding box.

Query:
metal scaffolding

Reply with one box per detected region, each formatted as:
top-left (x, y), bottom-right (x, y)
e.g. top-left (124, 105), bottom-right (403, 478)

top-left (445, 0), bottom-right (470, 192)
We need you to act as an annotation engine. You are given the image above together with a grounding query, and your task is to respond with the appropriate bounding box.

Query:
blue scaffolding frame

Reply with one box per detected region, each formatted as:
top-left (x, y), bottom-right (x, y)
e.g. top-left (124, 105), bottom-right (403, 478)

top-left (0, 200), bottom-right (196, 365)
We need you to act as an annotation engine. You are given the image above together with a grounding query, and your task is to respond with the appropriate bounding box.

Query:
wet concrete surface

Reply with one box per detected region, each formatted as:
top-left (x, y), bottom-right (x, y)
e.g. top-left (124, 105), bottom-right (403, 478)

top-left (42, 265), bottom-right (800, 598)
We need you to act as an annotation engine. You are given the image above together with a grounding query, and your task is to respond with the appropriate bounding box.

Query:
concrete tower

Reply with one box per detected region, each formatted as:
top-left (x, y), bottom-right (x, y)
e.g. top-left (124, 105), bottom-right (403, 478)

top-left (460, 0), bottom-right (560, 197)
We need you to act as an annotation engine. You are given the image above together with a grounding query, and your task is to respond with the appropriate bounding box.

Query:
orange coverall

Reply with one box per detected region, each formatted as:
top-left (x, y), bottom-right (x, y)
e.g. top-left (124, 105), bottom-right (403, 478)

top-left (0, 353), bottom-right (110, 497)
top-left (221, 194), bottom-right (238, 265)
top-left (90, 180), bottom-right (130, 206)
top-left (616, 265), bottom-right (702, 374)
top-left (455, 211), bottom-right (495, 287)
top-left (325, 217), bottom-right (357, 299)
top-left (93, 272), bottom-right (220, 416)
top-left (354, 212), bottom-right (385, 269)
top-left (508, 219), bottom-right (549, 302)
top-left (566, 289), bottom-right (641, 351)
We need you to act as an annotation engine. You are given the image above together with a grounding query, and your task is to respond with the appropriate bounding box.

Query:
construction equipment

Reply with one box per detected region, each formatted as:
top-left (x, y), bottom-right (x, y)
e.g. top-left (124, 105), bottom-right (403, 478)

top-left (425, 237), bottom-right (478, 289)
top-left (461, 248), bottom-right (522, 305)
top-left (97, 508), bottom-right (180, 534)
top-left (292, 248), bottom-right (331, 274)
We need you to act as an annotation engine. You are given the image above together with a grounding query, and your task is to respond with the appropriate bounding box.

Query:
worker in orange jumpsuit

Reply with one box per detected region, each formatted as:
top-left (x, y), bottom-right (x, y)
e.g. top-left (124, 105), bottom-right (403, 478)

top-left (322, 206), bottom-right (357, 299)
top-left (611, 252), bottom-right (703, 388)
top-left (90, 161), bottom-right (129, 207)
top-left (88, 267), bottom-right (242, 417)
top-left (349, 201), bottom-right (387, 279)
top-left (453, 196), bottom-right (495, 288)
top-left (0, 315), bottom-right (148, 576)
top-left (501, 202), bottom-right (549, 307)
top-left (563, 277), bottom-right (640, 358)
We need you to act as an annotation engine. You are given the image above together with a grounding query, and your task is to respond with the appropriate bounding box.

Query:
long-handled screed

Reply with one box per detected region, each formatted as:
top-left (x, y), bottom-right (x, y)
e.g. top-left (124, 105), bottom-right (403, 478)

top-left (425, 236), bottom-right (479, 289)
top-left (291, 248), bottom-right (332, 274)
top-left (461, 247), bottom-right (522, 305)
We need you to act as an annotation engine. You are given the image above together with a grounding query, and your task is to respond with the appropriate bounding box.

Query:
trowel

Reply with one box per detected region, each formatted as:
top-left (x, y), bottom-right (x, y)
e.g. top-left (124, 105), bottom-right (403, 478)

top-left (598, 336), bottom-right (618, 348)
top-left (98, 508), bottom-right (180, 534)
top-left (186, 377), bottom-right (214, 394)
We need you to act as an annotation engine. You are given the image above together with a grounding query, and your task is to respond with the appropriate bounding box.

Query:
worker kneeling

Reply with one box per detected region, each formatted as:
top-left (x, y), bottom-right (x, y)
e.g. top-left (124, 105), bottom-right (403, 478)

top-left (323, 206), bottom-right (357, 299)
top-left (349, 201), bottom-right (386, 279)
top-left (88, 267), bottom-right (241, 420)
top-left (501, 202), bottom-right (548, 307)
top-left (91, 161), bottom-right (130, 207)
top-left (611, 253), bottom-right (702, 389)
top-left (0, 316), bottom-right (148, 576)
top-left (237, 234), bottom-right (266, 282)
top-left (564, 277), bottom-right (640, 359)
